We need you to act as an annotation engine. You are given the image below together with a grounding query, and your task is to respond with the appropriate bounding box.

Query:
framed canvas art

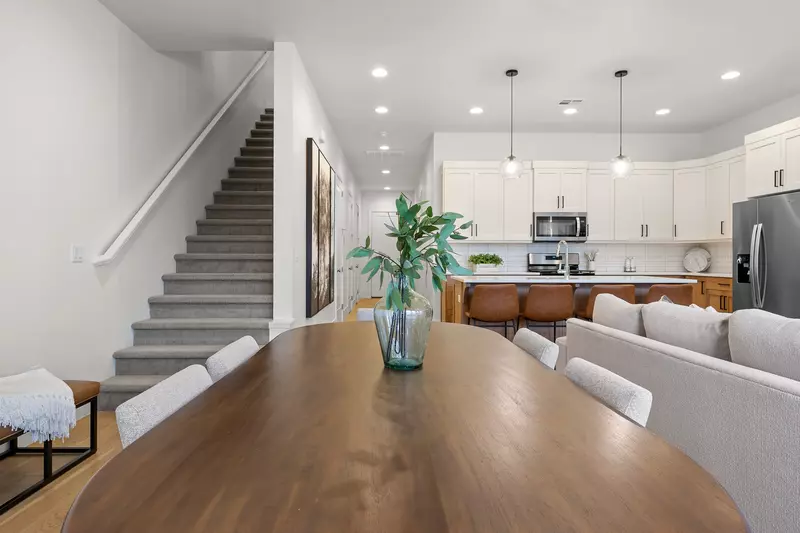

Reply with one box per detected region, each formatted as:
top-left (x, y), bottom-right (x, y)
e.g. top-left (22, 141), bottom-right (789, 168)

top-left (306, 138), bottom-right (335, 317)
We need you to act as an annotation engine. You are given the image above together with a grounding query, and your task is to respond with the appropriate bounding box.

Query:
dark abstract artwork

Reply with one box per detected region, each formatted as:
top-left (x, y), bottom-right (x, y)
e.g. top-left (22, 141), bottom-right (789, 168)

top-left (306, 138), bottom-right (335, 317)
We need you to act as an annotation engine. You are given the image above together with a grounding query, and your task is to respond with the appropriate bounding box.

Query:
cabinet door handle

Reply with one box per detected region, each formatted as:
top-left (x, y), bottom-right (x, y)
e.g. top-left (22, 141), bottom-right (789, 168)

top-left (529, 224), bottom-right (532, 237)
top-left (475, 224), bottom-right (478, 237)
top-left (775, 170), bottom-right (779, 187)
top-left (721, 221), bottom-right (724, 235)
top-left (562, 195), bottom-right (565, 208)
top-left (781, 169), bottom-right (785, 187)
top-left (700, 280), bottom-right (705, 295)
top-left (641, 224), bottom-right (644, 237)
top-left (674, 224), bottom-right (677, 238)
top-left (646, 224), bottom-right (649, 237)
top-left (556, 196), bottom-right (560, 209)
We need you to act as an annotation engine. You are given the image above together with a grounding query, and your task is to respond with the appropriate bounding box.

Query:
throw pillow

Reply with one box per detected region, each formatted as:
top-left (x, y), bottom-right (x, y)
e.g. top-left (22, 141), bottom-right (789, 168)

top-left (659, 295), bottom-right (674, 304)
top-left (593, 294), bottom-right (645, 336)
top-left (729, 309), bottom-right (800, 381)
top-left (642, 301), bottom-right (731, 360)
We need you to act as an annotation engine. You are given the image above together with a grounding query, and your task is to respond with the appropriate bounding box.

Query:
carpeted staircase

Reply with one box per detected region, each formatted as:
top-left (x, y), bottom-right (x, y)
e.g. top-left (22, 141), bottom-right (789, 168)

top-left (99, 109), bottom-right (275, 410)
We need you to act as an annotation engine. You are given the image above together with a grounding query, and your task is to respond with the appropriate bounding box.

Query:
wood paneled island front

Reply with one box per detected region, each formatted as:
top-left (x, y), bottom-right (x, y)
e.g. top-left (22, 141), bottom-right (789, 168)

top-left (442, 275), bottom-right (697, 324)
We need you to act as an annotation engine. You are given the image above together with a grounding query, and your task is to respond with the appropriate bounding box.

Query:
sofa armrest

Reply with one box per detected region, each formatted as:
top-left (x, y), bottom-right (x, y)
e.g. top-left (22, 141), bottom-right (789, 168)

top-left (555, 336), bottom-right (567, 374)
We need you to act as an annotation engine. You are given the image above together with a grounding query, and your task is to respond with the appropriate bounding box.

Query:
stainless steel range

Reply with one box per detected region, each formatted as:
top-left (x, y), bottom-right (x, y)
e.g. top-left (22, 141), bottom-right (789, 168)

top-left (527, 253), bottom-right (581, 276)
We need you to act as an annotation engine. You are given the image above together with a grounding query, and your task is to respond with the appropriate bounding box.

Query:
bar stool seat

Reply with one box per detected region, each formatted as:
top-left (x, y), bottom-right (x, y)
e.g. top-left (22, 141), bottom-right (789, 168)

top-left (520, 284), bottom-right (574, 340)
top-left (577, 284), bottom-right (636, 320)
top-left (465, 284), bottom-right (519, 338)
top-left (645, 284), bottom-right (694, 305)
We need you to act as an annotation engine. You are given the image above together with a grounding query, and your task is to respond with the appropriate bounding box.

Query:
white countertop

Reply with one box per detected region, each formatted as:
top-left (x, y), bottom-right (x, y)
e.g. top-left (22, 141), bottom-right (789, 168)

top-left (464, 271), bottom-right (732, 278)
top-left (451, 275), bottom-right (698, 284)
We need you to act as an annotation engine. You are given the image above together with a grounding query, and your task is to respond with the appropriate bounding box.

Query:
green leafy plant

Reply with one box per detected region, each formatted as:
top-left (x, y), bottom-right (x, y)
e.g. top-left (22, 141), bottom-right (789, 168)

top-left (347, 194), bottom-right (472, 312)
top-left (468, 253), bottom-right (504, 266)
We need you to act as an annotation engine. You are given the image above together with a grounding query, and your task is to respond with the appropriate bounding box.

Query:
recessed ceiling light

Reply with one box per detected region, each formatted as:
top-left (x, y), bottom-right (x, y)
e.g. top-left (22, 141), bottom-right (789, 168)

top-left (375, 106), bottom-right (389, 114)
top-left (469, 107), bottom-right (484, 115)
top-left (384, 186), bottom-right (391, 190)
top-left (655, 108), bottom-right (671, 116)
top-left (563, 107), bottom-right (578, 115)
top-left (721, 70), bottom-right (741, 80)
top-left (379, 145), bottom-right (390, 151)
top-left (371, 67), bottom-right (388, 78)
top-left (382, 170), bottom-right (391, 174)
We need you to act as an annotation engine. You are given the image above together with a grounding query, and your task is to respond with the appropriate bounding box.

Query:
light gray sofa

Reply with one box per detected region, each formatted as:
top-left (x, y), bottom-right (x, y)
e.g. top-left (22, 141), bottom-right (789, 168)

top-left (562, 317), bottom-right (800, 533)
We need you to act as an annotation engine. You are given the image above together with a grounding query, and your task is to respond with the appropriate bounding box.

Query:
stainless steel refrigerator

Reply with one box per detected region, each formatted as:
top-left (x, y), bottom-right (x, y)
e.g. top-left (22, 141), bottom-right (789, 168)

top-left (733, 190), bottom-right (800, 317)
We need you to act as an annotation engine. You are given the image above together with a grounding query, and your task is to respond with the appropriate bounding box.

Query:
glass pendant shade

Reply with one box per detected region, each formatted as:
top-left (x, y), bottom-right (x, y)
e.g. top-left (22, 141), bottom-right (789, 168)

top-left (610, 154), bottom-right (633, 179)
top-left (500, 155), bottom-right (523, 179)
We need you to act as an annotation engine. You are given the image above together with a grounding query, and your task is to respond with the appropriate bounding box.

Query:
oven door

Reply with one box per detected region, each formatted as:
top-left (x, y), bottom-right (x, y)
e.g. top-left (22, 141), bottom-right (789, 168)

top-left (533, 212), bottom-right (588, 242)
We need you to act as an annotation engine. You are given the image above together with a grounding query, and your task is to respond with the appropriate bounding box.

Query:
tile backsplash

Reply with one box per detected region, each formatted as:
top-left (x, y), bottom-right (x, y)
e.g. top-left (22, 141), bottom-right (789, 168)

top-left (452, 241), bottom-right (733, 275)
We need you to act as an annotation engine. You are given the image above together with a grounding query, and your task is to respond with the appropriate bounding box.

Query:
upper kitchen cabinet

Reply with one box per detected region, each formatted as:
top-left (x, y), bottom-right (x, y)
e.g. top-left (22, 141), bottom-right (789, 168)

top-left (586, 169), bottom-right (614, 241)
top-left (614, 169), bottom-right (674, 241)
top-left (745, 118), bottom-right (800, 197)
top-left (705, 154), bottom-right (745, 240)
top-left (533, 164), bottom-right (587, 213)
top-left (503, 169), bottom-right (534, 241)
top-left (673, 167), bottom-right (707, 241)
top-left (472, 170), bottom-right (504, 240)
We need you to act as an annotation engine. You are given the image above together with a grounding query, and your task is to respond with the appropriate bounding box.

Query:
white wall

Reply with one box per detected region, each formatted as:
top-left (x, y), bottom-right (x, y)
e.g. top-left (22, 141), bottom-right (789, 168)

top-left (272, 42), bottom-right (360, 336)
top-left (0, 0), bottom-right (270, 379)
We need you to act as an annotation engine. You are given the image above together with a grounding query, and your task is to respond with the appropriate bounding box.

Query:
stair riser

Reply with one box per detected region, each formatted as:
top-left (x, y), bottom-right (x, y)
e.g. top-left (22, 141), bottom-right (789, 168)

top-left (259, 114), bottom-right (273, 121)
top-left (197, 223), bottom-right (272, 236)
top-left (241, 146), bottom-right (273, 157)
top-left (250, 129), bottom-right (273, 138)
top-left (222, 180), bottom-right (273, 192)
top-left (164, 279), bottom-right (273, 295)
top-left (134, 328), bottom-right (270, 346)
top-left (176, 258), bottom-right (273, 273)
top-left (98, 391), bottom-right (140, 411)
top-left (115, 358), bottom-right (208, 376)
top-left (150, 303), bottom-right (273, 319)
top-left (245, 138), bottom-right (273, 147)
top-left (234, 160), bottom-right (273, 169)
top-left (205, 207), bottom-right (272, 219)
top-left (255, 121), bottom-right (274, 129)
top-left (228, 168), bottom-right (273, 179)
top-left (214, 193), bottom-right (273, 206)
top-left (187, 240), bottom-right (273, 253)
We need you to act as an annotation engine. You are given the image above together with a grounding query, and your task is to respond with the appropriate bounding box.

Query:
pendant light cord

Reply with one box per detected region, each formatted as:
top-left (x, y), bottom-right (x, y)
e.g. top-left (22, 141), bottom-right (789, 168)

top-left (619, 74), bottom-right (623, 156)
top-left (510, 74), bottom-right (514, 157)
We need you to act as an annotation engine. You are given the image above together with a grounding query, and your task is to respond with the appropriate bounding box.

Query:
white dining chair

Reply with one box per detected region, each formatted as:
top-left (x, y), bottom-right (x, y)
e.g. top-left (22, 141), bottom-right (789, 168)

top-left (115, 365), bottom-right (212, 448)
top-left (512, 329), bottom-right (558, 370)
top-left (565, 358), bottom-right (653, 426)
top-left (356, 308), bottom-right (374, 321)
top-left (206, 335), bottom-right (259, 383)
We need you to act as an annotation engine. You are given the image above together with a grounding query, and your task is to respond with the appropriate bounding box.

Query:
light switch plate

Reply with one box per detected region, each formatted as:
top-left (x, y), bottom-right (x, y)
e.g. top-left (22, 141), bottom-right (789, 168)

top-left (70, 245), bottom-right (85, 263)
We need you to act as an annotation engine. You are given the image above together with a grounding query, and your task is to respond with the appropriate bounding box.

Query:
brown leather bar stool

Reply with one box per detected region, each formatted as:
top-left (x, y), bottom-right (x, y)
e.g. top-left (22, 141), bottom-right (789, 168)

top-left (645, 284), bottom-right (694, 305)
top-left (520, 285), bottom-right (574, 341)
top-left (465, 284), bottom-right (520, 339)
top-left (576, 284), bottom-right (636, 320)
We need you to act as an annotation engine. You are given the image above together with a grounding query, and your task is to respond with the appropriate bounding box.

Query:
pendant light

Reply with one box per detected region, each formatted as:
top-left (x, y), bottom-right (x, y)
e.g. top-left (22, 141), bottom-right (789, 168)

top-left (610, 69), bottom-right (633, 179)
top-left (500, 69), bottom-right (523, 179)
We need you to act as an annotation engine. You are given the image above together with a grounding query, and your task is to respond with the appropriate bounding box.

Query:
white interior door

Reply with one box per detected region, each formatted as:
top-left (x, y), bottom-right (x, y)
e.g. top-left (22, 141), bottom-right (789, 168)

top-left (706, 163), bottom-right (730, 239)
top-left (370, 212), bottom-right (397, 297)
top-left (533, 170), bottom-right (562, 212)
top-left (746, 136), bottom-right (782, 197)
top-left (673, 168), bottom-right (707, 241)
top-left (334, 181), bottom-right (346, 321)
top-left (473, 170), bottom-right (503, 240)
top-left (782, 128), bottom-right (800, 192)
top-left (641, 171), bottom-right (674, 241)
top-left (586, 170), bottom-right (614, 241)
top-left (503, 170), bottom-right (533, 241)
top-left (614, 177), bottom-right (642, 241)
top-left (561, 169), bottom-right (587, 211)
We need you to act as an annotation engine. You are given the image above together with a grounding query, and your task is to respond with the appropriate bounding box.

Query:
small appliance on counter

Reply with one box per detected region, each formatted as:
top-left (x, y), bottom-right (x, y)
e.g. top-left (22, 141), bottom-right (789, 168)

top-left (527, 253), bottom-right (595, 276)
top-left (624, 257), bottom-right (637, 273)
top-left (532, 212), bottom-right (588, 242)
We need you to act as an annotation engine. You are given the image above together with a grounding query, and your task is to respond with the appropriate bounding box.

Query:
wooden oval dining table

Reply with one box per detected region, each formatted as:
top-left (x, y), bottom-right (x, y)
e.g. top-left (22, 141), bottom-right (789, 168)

top-left (63, 322), bottom-right (749, 533)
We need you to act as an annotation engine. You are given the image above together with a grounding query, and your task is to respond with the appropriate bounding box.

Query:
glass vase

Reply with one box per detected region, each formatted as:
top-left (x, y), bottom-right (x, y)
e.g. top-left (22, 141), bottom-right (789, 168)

top-left (373, 275), bottom-right (433, 370)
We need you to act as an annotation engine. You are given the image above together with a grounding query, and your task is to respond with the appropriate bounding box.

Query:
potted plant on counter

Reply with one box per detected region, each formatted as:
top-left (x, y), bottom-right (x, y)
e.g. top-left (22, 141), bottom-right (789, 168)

top-left (468, 253), bottom-right (504, 274)
top-left (347, 194), bottom-right (472, 370)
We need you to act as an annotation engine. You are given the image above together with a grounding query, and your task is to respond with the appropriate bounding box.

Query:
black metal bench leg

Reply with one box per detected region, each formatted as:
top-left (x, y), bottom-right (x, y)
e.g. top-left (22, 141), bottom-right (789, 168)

top-left (90, 397), bottom-right (98, 453)
top-left (43, 440), bottom-right (53, 478)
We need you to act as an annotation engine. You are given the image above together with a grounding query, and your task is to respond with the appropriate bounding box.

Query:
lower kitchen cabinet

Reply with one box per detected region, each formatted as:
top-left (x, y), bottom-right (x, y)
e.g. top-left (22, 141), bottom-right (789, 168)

top-left (689, 276), bottom-right (733, 310)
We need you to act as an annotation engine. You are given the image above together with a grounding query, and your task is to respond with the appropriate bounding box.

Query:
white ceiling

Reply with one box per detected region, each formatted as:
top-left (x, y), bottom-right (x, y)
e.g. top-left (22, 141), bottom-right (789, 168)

top-left (102, 0), bottom-right (800, 190)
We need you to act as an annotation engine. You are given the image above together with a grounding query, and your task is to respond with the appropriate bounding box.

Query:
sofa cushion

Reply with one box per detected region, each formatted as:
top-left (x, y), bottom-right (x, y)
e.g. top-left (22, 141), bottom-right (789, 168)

top-left (592, 294), bottom-right (645, 336)
top-left (729, 309), bottom-right (800, 381)
top-left (642, 301), bottom-right (731, 360)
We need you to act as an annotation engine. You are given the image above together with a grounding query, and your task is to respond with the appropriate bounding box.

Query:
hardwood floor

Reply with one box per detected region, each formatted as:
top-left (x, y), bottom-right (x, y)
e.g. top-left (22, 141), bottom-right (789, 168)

top-left (0, 413), bottom-right (120, 533)
top-left (345, 298), bottom-right (381, 321)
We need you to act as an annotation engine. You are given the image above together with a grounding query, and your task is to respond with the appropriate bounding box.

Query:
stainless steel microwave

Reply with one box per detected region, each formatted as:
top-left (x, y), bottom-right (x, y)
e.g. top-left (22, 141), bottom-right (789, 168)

top-left (532, 212), bottom-right (588, 242)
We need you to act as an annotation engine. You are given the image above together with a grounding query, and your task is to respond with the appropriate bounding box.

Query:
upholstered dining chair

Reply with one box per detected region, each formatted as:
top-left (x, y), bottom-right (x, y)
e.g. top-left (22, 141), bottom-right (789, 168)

top-left (512, 329), bottom-right (559, 370)
top-left (577, 284), bottom-right (636, 320)
top-left (520, 284), bottom-right (574, 340)
top-left (115, 365), bottom-right (212, 448)
top-left (644, 284), bottom-right (694, 305)
top-left (206, 335), bottom-right (260, 383)
top-left (356, 308), bottom-right (375, 321)
top-left (465, 284), bottom-right (520, 338)
top-left (565, 358), bottom-right (653, 426)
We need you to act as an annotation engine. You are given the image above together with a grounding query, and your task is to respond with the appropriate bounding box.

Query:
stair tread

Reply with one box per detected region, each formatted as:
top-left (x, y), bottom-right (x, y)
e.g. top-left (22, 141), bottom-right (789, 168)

top-left (162, 273), bottom-right (273, 280)
top-left (205, 204), bottom-right (273, 210)
top-left (186, 235), bottom-right (272, 242)
top-left (197, 219), bottom-right (272, 225)
top-left (114, 345), bottom-right (224, 359)
top-left (132, 318), bottom-right (272, 329)
top-left (175, 253), bottom-right (273, 261)
top-left (214, 191), bottom-right (273, 196)
top-left (149, 295), bottom-right (273, 304)
top-left (235, 156), bottom-right (273, 161)
top-left (222, 178), bottom-right (273, 183)
top-left (101, 375), bottom-right (167, 392)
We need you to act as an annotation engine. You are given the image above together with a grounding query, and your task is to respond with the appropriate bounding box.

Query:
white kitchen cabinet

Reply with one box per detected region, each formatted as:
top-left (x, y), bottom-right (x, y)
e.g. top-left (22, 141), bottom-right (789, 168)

top-left (613, 170), bottom-right (673, 241)
top-left (533, 167), bottom-right (587, 212)
top-left (673, 167), bottom-right (707, 241)
top-left (586, 170), bottom-right (614, 241)
top-left (442, 170), bottom-right (475, 239)
top-left (746, 136), bottom-right (782, 197)
top-left (503, 170), bottom-right (534, 241)
top-left (783, 128), bottom-right (800, 192)
top-left (730, 157), bottom-right (747, 205)
top-left (706, 162), bottom-right (730, 239)
top-left (472, 170), bottom-right (504, 241)
top-left (613, 177), bottom-right (643, 241)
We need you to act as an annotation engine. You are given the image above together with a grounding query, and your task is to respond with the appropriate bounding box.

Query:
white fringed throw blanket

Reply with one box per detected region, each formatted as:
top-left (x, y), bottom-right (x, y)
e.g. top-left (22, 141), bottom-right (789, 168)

top-left (0, 368), bottom-right (76, 443)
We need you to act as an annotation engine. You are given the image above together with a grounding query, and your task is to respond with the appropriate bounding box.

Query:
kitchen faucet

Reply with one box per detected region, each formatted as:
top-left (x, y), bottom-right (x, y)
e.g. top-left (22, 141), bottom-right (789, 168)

top-left (556, 240), bottom-right (570, 280)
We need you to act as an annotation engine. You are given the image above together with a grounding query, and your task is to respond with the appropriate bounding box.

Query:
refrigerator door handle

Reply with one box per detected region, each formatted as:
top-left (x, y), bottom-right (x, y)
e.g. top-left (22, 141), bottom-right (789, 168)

top-left (750, 224), bottom-right (760, 308)
top-left (758, 223), bottom-right (768, 309)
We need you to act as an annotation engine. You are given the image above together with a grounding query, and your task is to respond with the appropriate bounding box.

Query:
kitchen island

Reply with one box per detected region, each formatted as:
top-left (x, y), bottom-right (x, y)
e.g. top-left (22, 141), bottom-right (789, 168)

top-left (442, 274), bottom-right (697, 325)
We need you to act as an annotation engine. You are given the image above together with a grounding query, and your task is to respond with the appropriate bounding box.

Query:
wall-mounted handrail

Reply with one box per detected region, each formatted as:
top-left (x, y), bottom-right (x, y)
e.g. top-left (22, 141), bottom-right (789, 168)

top-left (93, 51), bottom-right (272, 266)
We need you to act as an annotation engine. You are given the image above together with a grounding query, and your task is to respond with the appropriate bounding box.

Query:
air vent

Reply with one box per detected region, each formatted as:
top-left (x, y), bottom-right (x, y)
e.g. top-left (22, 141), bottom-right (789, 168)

top-left (559, 99), bottom-right (584, 105)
